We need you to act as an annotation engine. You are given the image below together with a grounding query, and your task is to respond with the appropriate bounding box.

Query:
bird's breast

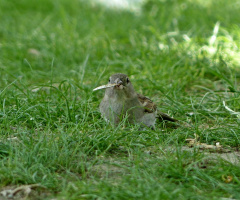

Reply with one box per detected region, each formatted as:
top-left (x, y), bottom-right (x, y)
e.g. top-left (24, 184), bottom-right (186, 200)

top-left (101, 96), bottom-right (142, 114)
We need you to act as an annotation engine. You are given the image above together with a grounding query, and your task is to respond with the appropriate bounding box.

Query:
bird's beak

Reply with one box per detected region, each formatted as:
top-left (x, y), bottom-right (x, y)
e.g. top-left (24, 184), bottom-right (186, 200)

top-left (92, 79), bottom-right (124, 91)
top-left (115, 78), bottom-right (124, 90)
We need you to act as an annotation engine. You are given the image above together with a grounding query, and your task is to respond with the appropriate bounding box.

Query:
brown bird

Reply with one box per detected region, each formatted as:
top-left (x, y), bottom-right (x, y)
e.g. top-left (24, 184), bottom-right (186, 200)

top-left (93, 73), bottom-right (177, 128)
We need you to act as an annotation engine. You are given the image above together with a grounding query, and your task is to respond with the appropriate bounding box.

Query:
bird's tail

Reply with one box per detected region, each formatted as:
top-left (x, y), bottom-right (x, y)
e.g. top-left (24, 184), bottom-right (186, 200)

top-left (157, 111), bottom-right (178, 122)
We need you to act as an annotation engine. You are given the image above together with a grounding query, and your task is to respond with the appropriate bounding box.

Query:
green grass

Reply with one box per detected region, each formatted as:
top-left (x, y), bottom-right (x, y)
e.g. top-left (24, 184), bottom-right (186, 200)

top-left (1, 0), bottom-right (240, 199)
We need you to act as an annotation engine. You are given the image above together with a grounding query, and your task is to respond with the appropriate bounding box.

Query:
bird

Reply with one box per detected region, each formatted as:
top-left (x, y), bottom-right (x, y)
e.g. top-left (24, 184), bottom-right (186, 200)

top-left (94, 73), bottom-right (177, 128)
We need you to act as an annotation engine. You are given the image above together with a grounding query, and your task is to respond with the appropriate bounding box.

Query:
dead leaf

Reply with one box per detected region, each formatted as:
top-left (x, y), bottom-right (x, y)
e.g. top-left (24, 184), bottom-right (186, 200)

top-left (185, 138), bottom-right (197, 146)
top-left (185, 138), bottom-right (225, 152)
top-left (0, 184), bottom-right (43, 199)
top-left (31, 83), bottom-right (60, 93)
top-left (28, 48), bottom-right (41, 57)
top-left (222, 175), bottom-right (233, 183)
top-left (7, 137), bottom-right (18, 141)
top-left (185, 133), bottom-right (200, 147)
top-left (93, 83), bottom-right (119, 91)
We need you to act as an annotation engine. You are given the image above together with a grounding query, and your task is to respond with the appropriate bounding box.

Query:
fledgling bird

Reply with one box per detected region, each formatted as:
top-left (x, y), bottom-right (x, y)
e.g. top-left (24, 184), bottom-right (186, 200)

top-left (93, 73), bottom-right (177, 128)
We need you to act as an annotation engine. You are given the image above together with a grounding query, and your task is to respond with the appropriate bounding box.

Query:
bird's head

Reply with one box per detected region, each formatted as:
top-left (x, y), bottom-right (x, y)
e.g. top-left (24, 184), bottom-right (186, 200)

top-left (91, 73), bottom-right (133, 98)
top-left (93, 73), bottom-right (137, 98)
top-left (109, 73), bottom-right (129, 89)
top-left (106, 73), bottom-right (136, 98)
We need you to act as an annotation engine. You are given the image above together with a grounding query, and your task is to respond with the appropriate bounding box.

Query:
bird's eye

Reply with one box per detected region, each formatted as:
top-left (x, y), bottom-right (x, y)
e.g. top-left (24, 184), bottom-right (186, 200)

top-left (126, 78), bottom-right (130, 84)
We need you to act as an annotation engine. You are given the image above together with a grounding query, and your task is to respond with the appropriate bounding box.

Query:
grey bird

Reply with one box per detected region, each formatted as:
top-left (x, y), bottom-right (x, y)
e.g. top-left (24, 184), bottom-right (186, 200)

top-left (94, 73), bottom-right (177, 128)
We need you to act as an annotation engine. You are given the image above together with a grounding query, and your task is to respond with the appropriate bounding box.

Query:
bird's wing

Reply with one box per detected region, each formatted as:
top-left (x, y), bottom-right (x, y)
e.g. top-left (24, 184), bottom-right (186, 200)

top-left (137, 93), bottom-right (177, 122)
top-left (137, 93), bottom-right (157, 113)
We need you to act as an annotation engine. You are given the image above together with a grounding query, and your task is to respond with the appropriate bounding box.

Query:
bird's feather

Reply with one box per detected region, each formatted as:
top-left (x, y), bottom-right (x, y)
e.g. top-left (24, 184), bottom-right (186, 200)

top-left (137, 93), bottom-right (157, 113)
top-left (137, 93), bottom-right (177, 122)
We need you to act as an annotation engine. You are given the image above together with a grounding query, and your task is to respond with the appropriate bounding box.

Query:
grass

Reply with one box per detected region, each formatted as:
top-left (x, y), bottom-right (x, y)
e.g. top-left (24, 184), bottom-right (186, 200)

top-left (0, 0), bottom-right (240, 199)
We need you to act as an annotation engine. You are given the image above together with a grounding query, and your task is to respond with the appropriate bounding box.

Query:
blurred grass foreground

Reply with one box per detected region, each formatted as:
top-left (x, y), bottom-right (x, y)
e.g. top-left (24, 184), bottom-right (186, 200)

top-left (1, 0), bottom-right (240, 199)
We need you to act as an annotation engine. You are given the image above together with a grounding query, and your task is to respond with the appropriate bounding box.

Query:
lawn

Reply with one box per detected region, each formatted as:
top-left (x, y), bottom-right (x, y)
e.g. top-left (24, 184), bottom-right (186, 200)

top-left (1, 0), bottom-right (240, 199)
